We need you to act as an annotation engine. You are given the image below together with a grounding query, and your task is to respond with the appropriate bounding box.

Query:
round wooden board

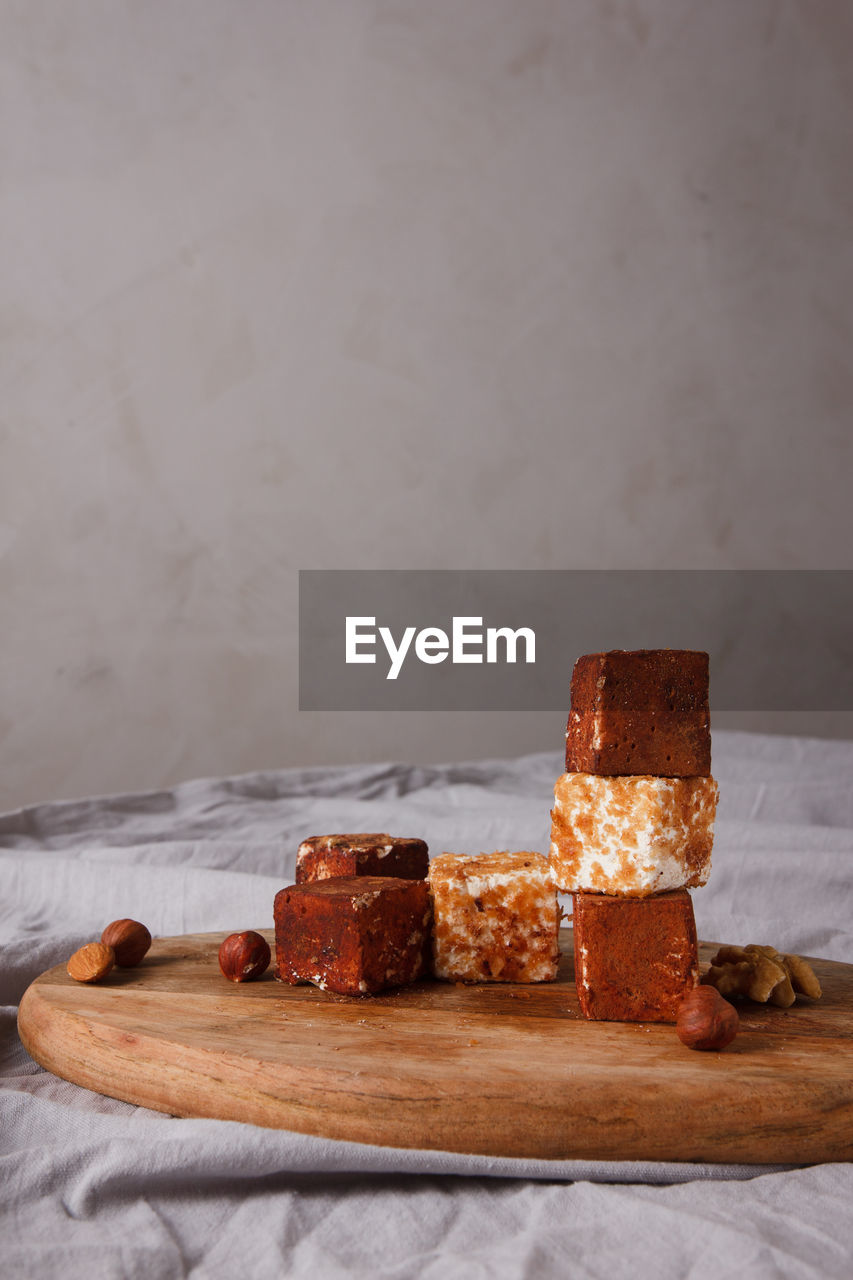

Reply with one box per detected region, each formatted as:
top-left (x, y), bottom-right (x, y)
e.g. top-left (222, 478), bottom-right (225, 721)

top-left (17, 930), bottom-right (853, 1164)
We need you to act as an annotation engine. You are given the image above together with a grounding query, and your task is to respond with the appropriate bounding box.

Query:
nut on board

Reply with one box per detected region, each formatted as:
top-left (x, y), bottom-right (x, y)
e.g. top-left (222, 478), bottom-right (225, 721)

top-left (218, 931), bottom-right (271, 983)
top-left (67, 942), bottom-right (115, 984)
top-left (702, 943), bottom-right (821, 1007)
top-left (676, 985), bottom-right (738, 1051)
top-left (101, 919), bottom-right (152, 968)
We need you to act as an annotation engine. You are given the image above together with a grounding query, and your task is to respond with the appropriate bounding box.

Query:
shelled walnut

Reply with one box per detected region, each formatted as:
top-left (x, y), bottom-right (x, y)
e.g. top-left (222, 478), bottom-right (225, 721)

top-left (701, 943), bottom-right (821, 1007)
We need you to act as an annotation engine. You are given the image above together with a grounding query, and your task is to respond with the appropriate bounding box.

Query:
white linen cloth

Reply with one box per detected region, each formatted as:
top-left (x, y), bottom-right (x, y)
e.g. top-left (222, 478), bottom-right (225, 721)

top-left (2, 730), bottom-right (852, 1278)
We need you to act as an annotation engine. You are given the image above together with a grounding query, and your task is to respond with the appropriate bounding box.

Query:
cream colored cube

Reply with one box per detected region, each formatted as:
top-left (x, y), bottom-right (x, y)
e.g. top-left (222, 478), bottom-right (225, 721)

top-left (428, 851), bottom-right (560, 983)
top-left (549, 773), bottom-right (718, 897)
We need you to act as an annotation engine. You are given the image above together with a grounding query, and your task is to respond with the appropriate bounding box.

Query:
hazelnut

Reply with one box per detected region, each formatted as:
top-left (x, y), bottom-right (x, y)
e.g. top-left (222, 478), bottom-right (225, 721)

top-left (67, 942), bottom-right (115, 984)
top-left (676, 985), bottom-right (739, 1051)
top-left (218, 931), bottom-right (271, 983)
top-left (101, 918), bottom-right (152, 967)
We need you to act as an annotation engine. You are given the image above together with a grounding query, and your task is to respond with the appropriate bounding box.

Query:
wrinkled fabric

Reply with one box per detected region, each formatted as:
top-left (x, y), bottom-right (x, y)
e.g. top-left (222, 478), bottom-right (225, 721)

top-left (2, 731), bottom-right (852, 1278)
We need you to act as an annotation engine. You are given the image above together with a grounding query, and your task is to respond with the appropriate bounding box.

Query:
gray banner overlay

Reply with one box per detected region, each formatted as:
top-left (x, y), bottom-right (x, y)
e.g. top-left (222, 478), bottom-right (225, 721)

top-left (299, 570), bottom-right (853, 711)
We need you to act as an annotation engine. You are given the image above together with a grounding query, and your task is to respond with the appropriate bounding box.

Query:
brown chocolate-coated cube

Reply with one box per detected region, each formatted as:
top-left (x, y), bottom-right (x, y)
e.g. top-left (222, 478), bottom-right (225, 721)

top-left (565, 649), bottom-right (710, 777)
top-left (295, 833), bottom-right (428, 883)
top-left (572, 890), bottom-right (699, 1022)
top-left (274, 876), bottom-right (431, 995)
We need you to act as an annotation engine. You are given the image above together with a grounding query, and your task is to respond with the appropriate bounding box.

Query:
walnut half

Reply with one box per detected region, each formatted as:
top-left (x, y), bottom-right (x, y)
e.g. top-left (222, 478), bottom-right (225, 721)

top-left (701, 943), bottom-right (821, 1007)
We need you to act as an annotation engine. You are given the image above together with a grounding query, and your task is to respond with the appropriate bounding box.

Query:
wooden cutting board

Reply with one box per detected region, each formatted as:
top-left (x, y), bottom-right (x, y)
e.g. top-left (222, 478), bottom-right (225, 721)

top-left (17, 929), bottom-right (853, 1164)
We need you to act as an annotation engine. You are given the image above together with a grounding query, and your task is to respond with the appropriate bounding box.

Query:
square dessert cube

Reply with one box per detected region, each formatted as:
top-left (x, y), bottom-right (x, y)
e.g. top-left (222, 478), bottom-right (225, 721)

top-left (549, 772), bottom-right (718, 896)
top-left (295, 833), bottom-right (428, 883)
top-left (429, 851), bottom-right (559, 983)
top-left (565, 649), bottom-right (710, 777)
top-left (274, 876), bottom-right (431, 995)
top-left (572, 890), bottom-right (699, 1022)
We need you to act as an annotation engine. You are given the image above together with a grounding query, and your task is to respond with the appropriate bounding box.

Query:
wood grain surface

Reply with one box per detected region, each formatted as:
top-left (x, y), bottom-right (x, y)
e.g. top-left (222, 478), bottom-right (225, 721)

top-left (17, 929), bottom-right (853, 1164)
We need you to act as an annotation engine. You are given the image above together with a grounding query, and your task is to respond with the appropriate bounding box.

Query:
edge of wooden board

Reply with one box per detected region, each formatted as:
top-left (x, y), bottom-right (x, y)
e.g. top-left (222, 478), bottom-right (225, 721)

top-left (17, 930), bottom-right (853, 1164)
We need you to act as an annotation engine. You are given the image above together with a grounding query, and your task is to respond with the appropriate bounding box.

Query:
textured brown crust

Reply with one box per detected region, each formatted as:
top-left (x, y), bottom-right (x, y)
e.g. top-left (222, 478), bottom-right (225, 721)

top-left (295, 834), bottom-right (429, 883)
top-left (572, 890), bottom-right (699, 1022)
top-left (565, 650), bottom-right (710, 777)
top-left (273, 876), bottom-right (431, 995)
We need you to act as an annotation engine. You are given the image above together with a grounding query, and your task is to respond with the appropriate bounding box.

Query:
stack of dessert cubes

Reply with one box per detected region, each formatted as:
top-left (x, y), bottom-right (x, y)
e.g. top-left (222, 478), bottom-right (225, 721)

top-left (274, 649), bottom-right (715, 1009)
top-left (549, 650), bottom-right (719, 1021)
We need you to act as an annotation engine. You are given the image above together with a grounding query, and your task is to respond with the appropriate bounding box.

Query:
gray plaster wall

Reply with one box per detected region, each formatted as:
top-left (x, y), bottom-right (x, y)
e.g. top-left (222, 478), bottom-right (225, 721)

top-left (2, 2), bottom-right (852, 809)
